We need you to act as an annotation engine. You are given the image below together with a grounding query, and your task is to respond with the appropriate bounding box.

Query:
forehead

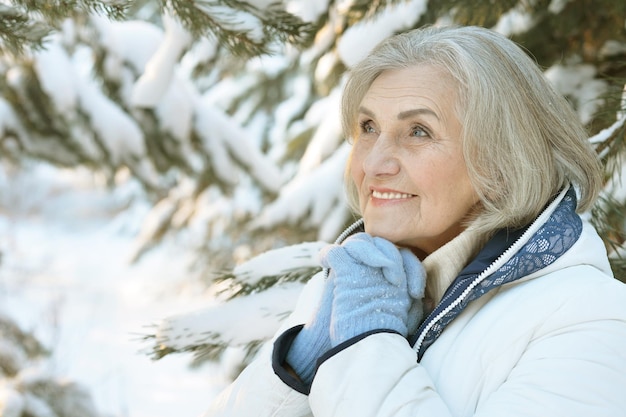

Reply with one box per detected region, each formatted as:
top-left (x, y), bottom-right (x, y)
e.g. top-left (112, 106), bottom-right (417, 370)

top-left (361, 65), bottom-right (457, 115)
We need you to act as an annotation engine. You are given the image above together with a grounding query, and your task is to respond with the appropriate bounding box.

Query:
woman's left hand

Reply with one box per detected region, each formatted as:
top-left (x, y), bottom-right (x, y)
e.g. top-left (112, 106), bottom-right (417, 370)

top-left (318, 232), bottom-right (426, 347)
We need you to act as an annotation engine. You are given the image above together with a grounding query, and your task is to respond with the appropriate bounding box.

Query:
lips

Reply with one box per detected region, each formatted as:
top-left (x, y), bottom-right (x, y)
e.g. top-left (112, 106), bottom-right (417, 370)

top-left (371, 190), bottom-right (416, 200)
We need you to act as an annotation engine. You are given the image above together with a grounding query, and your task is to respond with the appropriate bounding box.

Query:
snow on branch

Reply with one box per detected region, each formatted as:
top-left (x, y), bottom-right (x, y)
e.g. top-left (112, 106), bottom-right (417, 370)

top-left (297, 89), bottom-right (343, 175)
top-left (220, 241), bottom-right (326, 297)
top-left (0, 98), bottom-right (26, 159)
top-left (589, 112), bottom-right (626, 159)
top-left (147, 282), bottom-right (304, 364)
top-left (32, 40), bottom-right (78, 114)
top-left (131, 12), bottom-right (193, 107)
top-left (165, 0), bottom-right (314, 57)
top-left (544, 63), bottom-right (608, 125)
top-left (0, 0), bottom-right (127, 56)
top-left (337, 0), bottom-right (428, 68)
top-left (195, 99), bottom-right (283, 192)
top-left (77, 73), bottom-right (146, 165)
top-left (252, 142), bottom-right (351, 237)
top-left (0, 312), bottom-right (103, 417)
top-left (145, 240), bottom-right (328, 364)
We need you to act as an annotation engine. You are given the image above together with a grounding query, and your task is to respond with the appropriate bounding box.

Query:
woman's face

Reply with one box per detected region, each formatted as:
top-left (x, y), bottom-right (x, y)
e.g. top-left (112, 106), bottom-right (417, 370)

top-left (350, 65), bottom-right (479, 256)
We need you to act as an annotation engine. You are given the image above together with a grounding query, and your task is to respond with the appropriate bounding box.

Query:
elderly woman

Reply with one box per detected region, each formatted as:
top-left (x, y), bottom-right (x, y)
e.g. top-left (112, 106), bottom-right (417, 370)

top-left (206, 25), bottom-right (626, 417)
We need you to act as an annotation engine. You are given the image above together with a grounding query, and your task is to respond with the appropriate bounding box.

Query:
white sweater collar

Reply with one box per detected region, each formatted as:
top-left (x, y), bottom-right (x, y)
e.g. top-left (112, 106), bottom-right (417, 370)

top-left (422, 225), bottom-right (490, 307)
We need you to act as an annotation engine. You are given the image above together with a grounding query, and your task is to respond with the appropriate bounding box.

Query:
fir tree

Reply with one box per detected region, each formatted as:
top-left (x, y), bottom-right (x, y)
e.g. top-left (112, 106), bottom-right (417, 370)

top-left (0, 0), bottom-right (127, 56)
top-left (0, 313), bottom-right (103, 417)
top-left (146, 0), bottom-right (626, 375)
top-left (1, 0), bottom-right (625, 387)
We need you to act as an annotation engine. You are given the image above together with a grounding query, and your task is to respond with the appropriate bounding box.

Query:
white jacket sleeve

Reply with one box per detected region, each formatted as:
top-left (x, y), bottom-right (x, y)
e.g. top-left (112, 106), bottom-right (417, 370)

top-left (310, 333), bottom-right (452, 417)
top-left (203, 342), bottom-right (311, 417)
top-left (204, 271), bottom-right (330, 417)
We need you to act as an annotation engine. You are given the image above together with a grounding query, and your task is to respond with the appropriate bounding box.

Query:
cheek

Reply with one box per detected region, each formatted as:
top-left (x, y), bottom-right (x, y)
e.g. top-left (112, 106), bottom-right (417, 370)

top-left (347, 152), bottom-right (365, 211)
top-left (349, 149), bottom-right (366, 187)
top-left (419, 158), bottom-right (477, 213)
top-left (444, 171), bottom-right (479, 217)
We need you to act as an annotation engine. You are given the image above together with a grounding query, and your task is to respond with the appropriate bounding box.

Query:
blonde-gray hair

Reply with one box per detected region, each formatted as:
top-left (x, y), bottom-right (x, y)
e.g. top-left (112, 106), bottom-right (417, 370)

top-left (342, 25), bottom-right (603, 235)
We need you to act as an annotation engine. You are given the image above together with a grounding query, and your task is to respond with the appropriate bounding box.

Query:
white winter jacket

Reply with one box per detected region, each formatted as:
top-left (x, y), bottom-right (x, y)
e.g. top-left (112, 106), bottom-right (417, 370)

top-left (205, 188), bottom-right (626, 417)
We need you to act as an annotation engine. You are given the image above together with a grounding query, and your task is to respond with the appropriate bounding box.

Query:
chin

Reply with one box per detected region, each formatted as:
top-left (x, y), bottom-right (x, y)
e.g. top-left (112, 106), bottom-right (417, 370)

top-left (364, 221), bottom-right (425, 249)
top-left (363, 223), bottom-right (400, 242)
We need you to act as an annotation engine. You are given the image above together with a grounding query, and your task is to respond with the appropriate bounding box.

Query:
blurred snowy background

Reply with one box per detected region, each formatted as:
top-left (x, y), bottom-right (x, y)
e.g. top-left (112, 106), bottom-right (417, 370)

top-left (0, 0), bottom-right (625, 416)
top-left (0, 163), bottom-right (223, 416)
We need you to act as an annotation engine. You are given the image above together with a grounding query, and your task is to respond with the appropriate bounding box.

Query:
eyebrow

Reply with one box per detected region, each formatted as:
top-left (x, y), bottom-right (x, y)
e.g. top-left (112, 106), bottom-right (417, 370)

top-left (359, 106), bottom-right (439, 120)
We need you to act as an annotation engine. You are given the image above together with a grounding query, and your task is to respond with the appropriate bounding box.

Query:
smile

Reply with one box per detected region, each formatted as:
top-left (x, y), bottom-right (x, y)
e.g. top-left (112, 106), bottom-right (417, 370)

top-left (372, 190), bottom-right (415, 200)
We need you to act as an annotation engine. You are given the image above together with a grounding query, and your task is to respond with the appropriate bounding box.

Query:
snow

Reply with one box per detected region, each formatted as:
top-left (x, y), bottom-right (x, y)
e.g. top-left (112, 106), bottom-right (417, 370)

top-left (93, 18), bottom-right (163, 75)
top-left (33, 39), bottom-right (78, 113)
top-left (232, 241), bottom-right (326, 283)
top-left (155, 282), bottom-right (304, 352)
top-left (337, 0), bottom-right (428, 68)
top-left (131, 12), bottom-right (192, 108)
top-left (1, 1), bottom-right (625, 414)
top-left (154, 74), bottom-right (196, 143)
top-left (77, 72), bottom-right (146, 163)
top-left (0, 387), bottom-right (24, 417)
top-left (297, 88), bottom-right (343, 175)
top-left (0, 98), bottom-right (22, 141)
top-left (588, 112), bottom-right (626, 158)
top-left (548, 0), bottom-right (572, 14)
top-left (493, 14), bottom-right (533, 36)
top-left (195, 98), bottom-right (284, 193)
top-left (544, 62), bottom-right (608, 125)
top-left (286, 0), bottom-right (330, 22)
top-left (492, 4), bottom-right (536, 36)
top-left (252, 142), bottom-right (351, 241)
top-left (0, 164), bottom-right (223, 417)
top-left (195, 3), bottom-right (264, 43)
top-left (268, 74), bottom-right (312, 157)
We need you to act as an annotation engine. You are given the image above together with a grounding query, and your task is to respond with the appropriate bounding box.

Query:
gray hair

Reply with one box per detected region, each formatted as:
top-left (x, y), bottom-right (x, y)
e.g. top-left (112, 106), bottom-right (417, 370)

top-left (342, 25), bottom-right (603, 235)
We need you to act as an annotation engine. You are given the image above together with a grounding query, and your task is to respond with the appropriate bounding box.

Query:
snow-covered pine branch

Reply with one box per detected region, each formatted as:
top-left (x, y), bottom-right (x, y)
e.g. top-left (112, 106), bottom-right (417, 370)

top-left (0, 0), bottom-right (126, 56)
top-left (0, 313), bottom-right (104, 417)
top-left (252, 142), bottom-right (352, 242)
top-left (590, 91), bottom-right (626, 281)
top-left (165, 0), bottom-right (314, 57)
top-left (146, 240), bottom-right (326, 365)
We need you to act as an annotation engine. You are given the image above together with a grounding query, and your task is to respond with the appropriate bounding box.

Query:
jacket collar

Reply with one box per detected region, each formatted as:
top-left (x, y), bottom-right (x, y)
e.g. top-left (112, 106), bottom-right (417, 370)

top-left (332, 187), bottom-right (583, 360)
top-left (410, 186), bottom-right (582, 359)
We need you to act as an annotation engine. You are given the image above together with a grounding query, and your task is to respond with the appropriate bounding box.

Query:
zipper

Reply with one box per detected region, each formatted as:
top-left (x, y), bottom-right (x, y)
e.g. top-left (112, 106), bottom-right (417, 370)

top-left (323, 218), bottom-right (365, 279)
top-left (334, 218), bottom-right (364, 244)
top-left (411, 187), bottom-right (570, 355)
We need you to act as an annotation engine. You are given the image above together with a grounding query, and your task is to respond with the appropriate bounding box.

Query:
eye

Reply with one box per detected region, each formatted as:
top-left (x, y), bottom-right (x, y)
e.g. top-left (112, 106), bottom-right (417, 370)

top-left (410, 125), bottom-right (430, 138)
top-left (359, 120), bottom-right (377, 134)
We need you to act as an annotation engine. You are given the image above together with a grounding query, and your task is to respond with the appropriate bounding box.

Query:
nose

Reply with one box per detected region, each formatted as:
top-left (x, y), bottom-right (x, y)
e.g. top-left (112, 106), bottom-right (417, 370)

top-left (362, 135), bottom-right (400, 177)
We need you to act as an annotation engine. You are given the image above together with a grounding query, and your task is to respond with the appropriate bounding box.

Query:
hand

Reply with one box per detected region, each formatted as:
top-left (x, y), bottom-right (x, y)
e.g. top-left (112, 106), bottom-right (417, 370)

top-left (319, 232), bottom-right (426, 347)
top-left (285, 273), bottom-right (334, 384)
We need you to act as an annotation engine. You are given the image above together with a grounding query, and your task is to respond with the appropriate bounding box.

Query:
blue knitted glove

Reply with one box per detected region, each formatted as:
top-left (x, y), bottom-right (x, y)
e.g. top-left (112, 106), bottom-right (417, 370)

top-left (402, 248), bottom-right (427, 335)
top-left (320, 232), bottom-right (426, 347)
top-left (285, 275), bottom-right (334, 384)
